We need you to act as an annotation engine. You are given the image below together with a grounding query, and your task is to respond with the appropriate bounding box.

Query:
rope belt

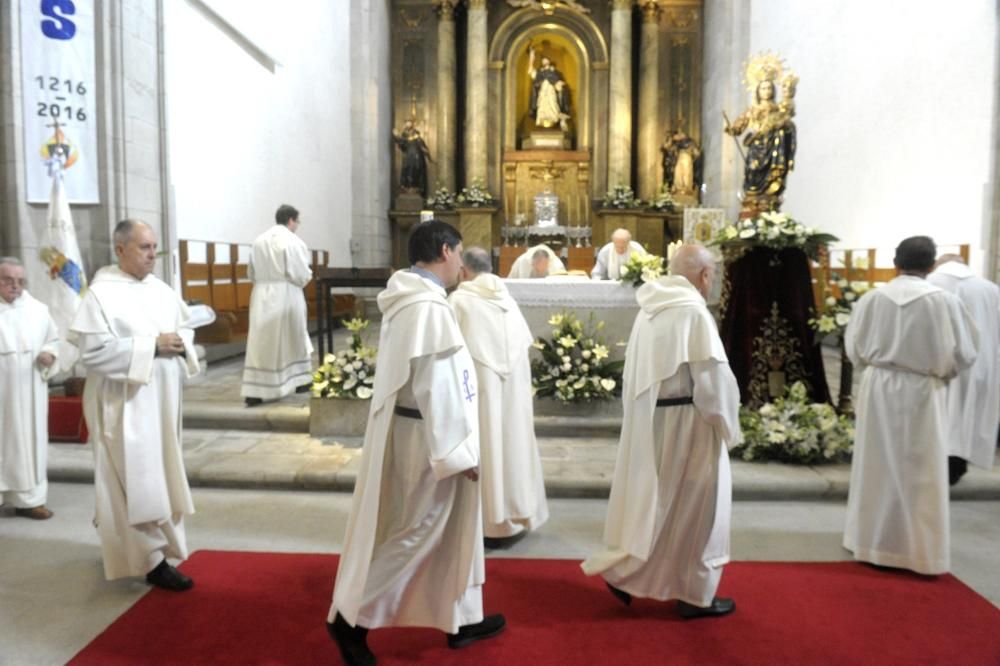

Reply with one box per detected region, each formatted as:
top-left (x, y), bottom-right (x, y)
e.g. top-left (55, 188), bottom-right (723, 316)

top-left (394, 405), bottom-right (423, 420)
top-left (656, 396), bottom-right (694, 407)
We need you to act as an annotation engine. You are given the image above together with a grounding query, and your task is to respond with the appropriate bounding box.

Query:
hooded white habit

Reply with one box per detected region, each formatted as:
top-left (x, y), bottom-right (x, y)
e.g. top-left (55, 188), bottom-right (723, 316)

top-left (843, 275), bottom-right (978, 574)
top-left (581, 275), bottom-right (740, 606)
top-left (506, 244), bottom-right (566, 279)
top-left (329, 270), bottom-right (484, 634)
top-left (449, 273), bottom-right (549, 538)
top-left (591, 241), bottom-right (647, 280)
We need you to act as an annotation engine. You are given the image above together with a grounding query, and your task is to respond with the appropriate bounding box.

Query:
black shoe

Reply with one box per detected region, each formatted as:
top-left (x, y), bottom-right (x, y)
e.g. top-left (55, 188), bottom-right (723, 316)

top-left (145, 559), bottom-right (194, 591)
top-left (605, 581), bottom-right (632, 606)
top-left (447, 614), bottom-right (506, 649)
top-left (296, 383), bottom-right (312, 394)
top-left (677, 597), bottom-right (735, 619)
top-left (244, 397), bottom-right (263, 407)
top-left (483, 531), bottom-right (527, 550)
top-left (948, 456), bottom-right (968, 486)
top-left (327, 613), bottom-right (375, 666)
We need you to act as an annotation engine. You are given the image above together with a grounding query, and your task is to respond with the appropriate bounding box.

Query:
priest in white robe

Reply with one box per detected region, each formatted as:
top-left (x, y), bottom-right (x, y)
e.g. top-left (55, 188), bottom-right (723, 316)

top-left (506, 243), bottom-right (565, 279)
top-left (582, 244), bottom-right (741, 619)
top-left (928, 254), bottom-right (999, 482)
top-left (327, 221), bottom-right (505, 666)
top-left (241, 204), bottom-right (314, 406)
top-left (70, 220), bottom-right (200, 591)
top-left (0, 257), bottom-right (59, 520)
top-left (591, 228), bottom-right (647, 280)
top-left (844, 236), bottom-right (978, 575)
top-left (450, 247), bottom-right (549, 543)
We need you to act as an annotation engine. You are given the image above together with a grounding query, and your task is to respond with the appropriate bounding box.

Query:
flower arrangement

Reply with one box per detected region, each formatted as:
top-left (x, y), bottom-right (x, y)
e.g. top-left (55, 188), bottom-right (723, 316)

top-left (619, 251), bottom-right (665, 287)
top-left (648, 185), bottom-right (677, 212)
top-left (531, 312), bottom-right (624, 403)
top-left (456, 178), bottom-right (495, 207)
top-left (311, 318), bottom-right (377, 400)
top-left (734, 382), bottom-right (854, 464)
top-left (601, 184), bottom-right (644, 209)
top-left (810, 273), bottom-right (875, 338)
top-left (710, 211), bottom-right (838, 260)
top-left (426, 185), bottom-right (456, 210)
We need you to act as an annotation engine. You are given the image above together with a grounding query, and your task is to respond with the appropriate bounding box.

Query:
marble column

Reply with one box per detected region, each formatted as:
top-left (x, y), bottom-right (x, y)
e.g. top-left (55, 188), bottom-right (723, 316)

top-left (464, 0), bottom-right (488, 186)
top-left (637, 1), bottom-right (660, 200)
top-left (608, 0), bottom-right (633, 189)
top-left (435, 1), bottom-right (457, 191)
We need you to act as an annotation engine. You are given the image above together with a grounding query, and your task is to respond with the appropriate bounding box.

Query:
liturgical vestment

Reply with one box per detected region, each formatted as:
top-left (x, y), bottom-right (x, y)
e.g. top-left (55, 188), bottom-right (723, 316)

top-left (582, 276), bottom-right (740, 607)
top-left (70, 265), bottom-right (199, 579)
top-left (241, 224), bottom-right (313, 401)
top-left (928, 261), bottom-right (999, 470)
top-left (0, 291), bottom-right (59, 508)
top-left (506, 244), bottom-right (566, 279)
top-left (329, 270), bottom-right (484, 634)
top-left (843, 276), bottom-right (978, 574)
top-left (450, 273), bottom-right (549, 538)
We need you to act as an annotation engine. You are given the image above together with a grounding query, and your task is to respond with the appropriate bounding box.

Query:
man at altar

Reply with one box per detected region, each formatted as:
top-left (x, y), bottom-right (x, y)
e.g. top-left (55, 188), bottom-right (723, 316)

top-left (843, 236), bottom-right (978, 575)
top-left (450, 246), bottom-right (549, 547)
top-left (327, 221), bottom-right (505, 666)
top-left (591, 228), bottom-right (646, 280)
top-left (507, 243), bottom-right (565, 279)
top-left (582, 244), bottom-right (741, 619)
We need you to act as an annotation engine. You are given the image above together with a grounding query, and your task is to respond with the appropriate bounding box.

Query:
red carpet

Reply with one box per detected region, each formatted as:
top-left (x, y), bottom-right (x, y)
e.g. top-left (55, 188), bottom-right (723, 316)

top-left (72, 551), bottom-right (1000, 665)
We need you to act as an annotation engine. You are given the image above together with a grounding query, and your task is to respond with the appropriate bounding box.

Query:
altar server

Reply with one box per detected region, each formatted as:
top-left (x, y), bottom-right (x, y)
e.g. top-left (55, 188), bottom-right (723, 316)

top-left (241, 204), bottom-right (314, 406)
top-left (451, 246), bottom-right (549, 544)
top-left (929, 254), bottom-right (999, 483)
top-left (0, 257), bottom-right (59, 520)
top-left (844, 236), bottom-right (978, 575)
top-left (591, 228), bottom-right (647, 280)
top-left (327, 221), bottom-right (504, 666)
top-left (70, 221), bottom-right (199, 591)
top-left (507, 243), bottom-right (565, 278)
top-left (582, 244), bottom-right (741, 619)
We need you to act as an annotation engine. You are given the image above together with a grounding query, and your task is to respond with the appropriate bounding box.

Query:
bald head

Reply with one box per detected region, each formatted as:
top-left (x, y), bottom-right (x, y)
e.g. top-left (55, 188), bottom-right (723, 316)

top-left (462, 246), bottom-right (493, 276)
top-left (611, 228), bottom-right (632, 254)
top-left (933, 253), bottom-right (965, 272)
top-left (669, 244), bottom-right (715, 298)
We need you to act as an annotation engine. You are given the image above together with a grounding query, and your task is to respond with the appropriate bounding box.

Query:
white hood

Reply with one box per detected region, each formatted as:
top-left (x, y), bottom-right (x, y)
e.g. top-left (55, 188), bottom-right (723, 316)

top-left (450, 273), bottom-right (534, 377)
top-left (880, 275), bottom-right (942, 307)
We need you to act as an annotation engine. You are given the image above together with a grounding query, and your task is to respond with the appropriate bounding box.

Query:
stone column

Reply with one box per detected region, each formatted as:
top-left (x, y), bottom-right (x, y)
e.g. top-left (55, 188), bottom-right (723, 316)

top-left (464, 0), bottom-right (488, 186)
top-left (608, 0), bottom-right (633, 189)
top-left (435, 1), bottom-right (457, 191)
top-left (637, 1), bottom-right (660, 200)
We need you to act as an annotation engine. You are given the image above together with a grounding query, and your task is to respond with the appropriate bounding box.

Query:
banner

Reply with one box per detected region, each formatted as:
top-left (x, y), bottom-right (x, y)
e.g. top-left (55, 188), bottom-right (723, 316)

top-left (20, 0), bottom-right (99, 203)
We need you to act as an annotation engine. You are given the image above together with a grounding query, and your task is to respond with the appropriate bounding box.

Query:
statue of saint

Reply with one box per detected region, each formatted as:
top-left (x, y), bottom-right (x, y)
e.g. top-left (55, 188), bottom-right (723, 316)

top-left (724, 54), bottom-right (798, 214)
top-left (393, 119), bottom-right (432, 198)
top-left (528, 44), bottom-right (570, 132)
top-left (660, 129), bottom-right (702, 196)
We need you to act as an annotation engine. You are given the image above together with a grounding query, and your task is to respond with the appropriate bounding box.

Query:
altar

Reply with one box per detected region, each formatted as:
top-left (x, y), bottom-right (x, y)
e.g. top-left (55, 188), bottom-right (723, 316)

top-left (505, 277), bottom-right (639, 360)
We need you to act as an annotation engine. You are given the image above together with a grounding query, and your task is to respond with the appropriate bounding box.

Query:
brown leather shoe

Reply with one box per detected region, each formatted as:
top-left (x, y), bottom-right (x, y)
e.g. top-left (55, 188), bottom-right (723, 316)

top-left (14, 506), bottom-right (53, 520)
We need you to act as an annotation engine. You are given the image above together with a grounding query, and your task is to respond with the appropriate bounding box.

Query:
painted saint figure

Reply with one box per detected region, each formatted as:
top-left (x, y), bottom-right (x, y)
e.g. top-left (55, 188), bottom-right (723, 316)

top-left (393, 120), bottom-right (432, 198)
top-left (528, 45), bottom-right (570, 132)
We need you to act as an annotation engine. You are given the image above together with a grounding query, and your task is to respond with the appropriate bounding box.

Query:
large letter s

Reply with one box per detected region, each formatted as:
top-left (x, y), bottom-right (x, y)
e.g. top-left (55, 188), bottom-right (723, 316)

top-left (41, 0), bottom-right (77, 40)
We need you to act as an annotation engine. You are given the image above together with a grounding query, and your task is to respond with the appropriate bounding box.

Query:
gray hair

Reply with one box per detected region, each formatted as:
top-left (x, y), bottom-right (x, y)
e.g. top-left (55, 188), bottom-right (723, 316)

top-left (611, 228), bottom-right (632, 242)
top-left (669, 244), bottom-right (714, 280)
top-left (531, 248), bottom-right (549, 262)
top-left (113, 219), bottom-right (149, 246)
top-left (462, 246), bottom-right (493, 275)
top-left (0, 256), bottom-right (23, 269)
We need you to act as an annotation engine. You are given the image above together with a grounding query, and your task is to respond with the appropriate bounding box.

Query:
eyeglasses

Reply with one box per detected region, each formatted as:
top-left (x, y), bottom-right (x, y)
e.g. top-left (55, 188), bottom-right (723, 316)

top-left (0, 277), bottom-right (27, 287)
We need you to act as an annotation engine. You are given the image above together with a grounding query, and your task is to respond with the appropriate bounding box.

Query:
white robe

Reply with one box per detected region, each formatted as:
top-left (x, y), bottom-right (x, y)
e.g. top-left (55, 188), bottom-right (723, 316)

top-left (582, 276), bottom-right (741, 607)
top-left (591, 241), bottom-right (647, 280)
top-left (506, 244), bottom-right (566, 279)
top-left (928, 262), bottom-right (1000, 469)
top-left (70, 266), bottom-right (200, 580)
top-left (0, 291), bottom-right (59, 508)
top-left (843, 275), bottom-right (978, 575)
top-left (450, 274), bottom-right (549, 538)
top-left (329, 270), bottom-right (483, 633)
top-left (242, 224), bottom-right (314, 400)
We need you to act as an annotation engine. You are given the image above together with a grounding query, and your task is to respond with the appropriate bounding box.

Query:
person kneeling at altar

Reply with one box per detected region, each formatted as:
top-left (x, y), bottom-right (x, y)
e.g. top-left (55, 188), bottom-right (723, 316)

top-left (450, 246), bottom-right (550, 549)
top-left (507, 244), bottom-right (565, 279)
top-left (591, 228), bottom-right (646, 280)
top-left (582, 244), bottom-right (741, 619)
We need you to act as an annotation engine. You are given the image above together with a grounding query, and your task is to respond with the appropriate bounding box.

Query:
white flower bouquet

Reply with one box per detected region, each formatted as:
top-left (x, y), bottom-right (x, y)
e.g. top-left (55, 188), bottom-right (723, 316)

top-left (311, 318), bottom-right (377, 400)
top-left (810, 273), bottom-right (875, 338)
top-left (619, 251), bottom-right (665, 287)
top-left (648, 184), bottom-right (677, 212)
top-left (734, 382), bottom-right (854, 464)
top-left (427, 185), bottom-right (456, 210)
top-left (710, 211), bottom-right (838, 260)
top-left (456, 178), bottom-right (495, 207)
top-left (601, 184), bottom-right (644, 209)
top-left (531, 312), bottom-right (624, 403)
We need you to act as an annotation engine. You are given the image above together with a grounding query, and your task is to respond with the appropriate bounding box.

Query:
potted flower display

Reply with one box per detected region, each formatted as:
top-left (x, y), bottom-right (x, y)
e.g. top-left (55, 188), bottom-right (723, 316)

top-left (309, 318), bottom-right (376, 437)
top-left (619, 252), bottom-right (666, 287)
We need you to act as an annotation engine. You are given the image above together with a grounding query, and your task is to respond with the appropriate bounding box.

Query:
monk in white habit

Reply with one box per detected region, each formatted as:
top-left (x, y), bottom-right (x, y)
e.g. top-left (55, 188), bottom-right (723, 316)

top-left (843, 236), bottom-right (978, 575)
top-left (506, 243), bottom-right (565, 279)
top-left (242, 203), bottom-right (314, 406)
top-left (450, 247), bottom-right (549, 545)
top-left (70, 220), bottom-right (199, 591)
top-left (582, 244), bottom-right (740, 619)
top-left (929, 254), bottom-right (999, 484)
top-left (0, 257), bottom-right (59, 520)
top-left (591, 228), bottom-right (647, 280)
top-left (327, 221), bottom-right (505, 666)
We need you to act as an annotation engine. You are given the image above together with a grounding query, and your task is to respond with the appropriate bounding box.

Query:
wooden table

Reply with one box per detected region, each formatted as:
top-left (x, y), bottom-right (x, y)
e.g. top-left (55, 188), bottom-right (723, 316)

top-left (313, 267), bottom-right (392, 358)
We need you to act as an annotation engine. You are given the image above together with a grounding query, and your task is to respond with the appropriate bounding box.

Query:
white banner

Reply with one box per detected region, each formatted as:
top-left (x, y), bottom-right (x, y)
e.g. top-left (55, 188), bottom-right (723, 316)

top-left (20, 0), bottom-right (99, 203)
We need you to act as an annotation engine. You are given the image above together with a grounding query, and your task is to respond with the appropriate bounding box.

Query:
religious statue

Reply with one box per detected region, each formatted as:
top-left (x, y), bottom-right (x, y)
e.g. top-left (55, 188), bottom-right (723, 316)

top-left (392, 119), bottom-right (432, 198)
top-left (528, 44), bottom-right (571, 132)
top-left (724, 52), bottom-right (798, 216)
top-left (660, 128), bottom-right (702, 200)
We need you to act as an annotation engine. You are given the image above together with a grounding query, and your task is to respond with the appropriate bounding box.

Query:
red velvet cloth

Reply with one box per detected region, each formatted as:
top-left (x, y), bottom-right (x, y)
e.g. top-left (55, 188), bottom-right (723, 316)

top-left (48, 395), bottom-right (88, 443)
